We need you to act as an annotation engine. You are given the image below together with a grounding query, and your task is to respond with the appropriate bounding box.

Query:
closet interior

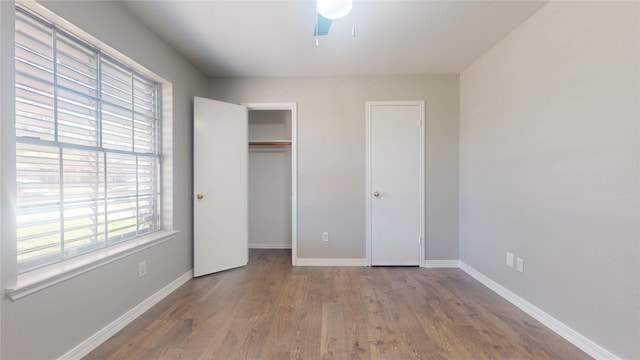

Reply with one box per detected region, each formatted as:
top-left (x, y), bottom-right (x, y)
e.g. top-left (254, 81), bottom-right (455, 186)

top-left (248, 109), bottom-right (292, 249)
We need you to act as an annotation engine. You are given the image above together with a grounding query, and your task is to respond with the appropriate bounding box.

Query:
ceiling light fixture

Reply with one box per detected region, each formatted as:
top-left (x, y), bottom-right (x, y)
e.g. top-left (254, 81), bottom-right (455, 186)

top-left (317, 0), bottom-right (353, 20)
top-left (314, 0), bottom-right (355, 46)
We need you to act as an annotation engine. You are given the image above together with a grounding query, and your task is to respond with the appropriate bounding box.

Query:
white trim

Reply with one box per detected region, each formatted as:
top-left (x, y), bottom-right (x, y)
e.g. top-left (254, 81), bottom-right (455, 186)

top-left (418, 102), bottom-right (425, 268)
top-left (57, 270), bottom-right (193, 360)
top-left (242, 102), bottom-right (298, 266)
top-left (6, 231), bottom-right (178, 301)
top-left (295, 258), bottom-right (368, 267)
top-left (423, 260), bottom-right (461, 268)
top-left (366, 102), bottom-right (371, 265)
top-left (0, 4), bottom-right (10, 358)
top-left (365, 101), bottom-right (425, 266)
top-left (459, 262), bottom-right (620, 360)
top-left (249, 244), bottom-right (292, 249)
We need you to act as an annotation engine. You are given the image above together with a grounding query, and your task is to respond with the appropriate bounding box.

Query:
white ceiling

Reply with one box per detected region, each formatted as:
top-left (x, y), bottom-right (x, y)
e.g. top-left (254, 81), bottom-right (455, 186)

top-left (121, 0), bottom-right (546, 78)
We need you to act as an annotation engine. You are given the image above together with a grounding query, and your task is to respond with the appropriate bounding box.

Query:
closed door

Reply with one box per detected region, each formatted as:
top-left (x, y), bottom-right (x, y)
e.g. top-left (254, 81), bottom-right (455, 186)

top-left (193, 97), bottom-right (248, 277)
top-left (367, 102), bottom-right (424, 266)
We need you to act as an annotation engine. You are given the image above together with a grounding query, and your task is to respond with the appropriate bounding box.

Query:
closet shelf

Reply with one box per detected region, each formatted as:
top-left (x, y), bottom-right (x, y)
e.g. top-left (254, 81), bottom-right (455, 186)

top-left (249, 140), bottom-right (292, 147)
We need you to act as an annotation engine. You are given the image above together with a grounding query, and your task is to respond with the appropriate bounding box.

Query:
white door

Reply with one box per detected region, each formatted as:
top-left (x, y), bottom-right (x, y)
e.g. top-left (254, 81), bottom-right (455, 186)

top-left (367, 102), bottom-right (424, 266)
top-left (193, 97), bottom-right (248, 277)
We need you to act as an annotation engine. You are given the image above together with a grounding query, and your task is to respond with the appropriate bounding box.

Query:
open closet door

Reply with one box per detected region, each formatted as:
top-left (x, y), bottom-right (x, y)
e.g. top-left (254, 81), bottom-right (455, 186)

top-left (193, 97), bottom-right (248, 277)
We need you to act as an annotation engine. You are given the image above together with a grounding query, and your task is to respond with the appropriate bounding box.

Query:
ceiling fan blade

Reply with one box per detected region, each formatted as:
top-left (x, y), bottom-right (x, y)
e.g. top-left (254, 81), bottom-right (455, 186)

top-left (314, 14), bottom-right (332, 36)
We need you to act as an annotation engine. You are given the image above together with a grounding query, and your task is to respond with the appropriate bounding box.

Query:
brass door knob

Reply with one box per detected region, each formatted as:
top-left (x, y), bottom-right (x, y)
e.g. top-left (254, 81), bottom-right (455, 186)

top-left (373, 191), bottom-right (380, 197)
top-left (196, 193), bottom-right (204, 200)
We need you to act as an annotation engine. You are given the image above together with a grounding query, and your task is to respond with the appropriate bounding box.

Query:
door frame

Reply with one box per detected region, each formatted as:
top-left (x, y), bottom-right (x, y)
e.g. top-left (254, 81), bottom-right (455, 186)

top-left (365, 101), bottom-right (425, 267)
top-left (242, 102), bottom-right (298, 266)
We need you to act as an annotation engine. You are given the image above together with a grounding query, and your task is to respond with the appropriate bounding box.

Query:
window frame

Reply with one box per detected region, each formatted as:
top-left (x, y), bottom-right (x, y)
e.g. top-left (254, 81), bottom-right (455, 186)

top-left (6, 1), bottom-right (177, 301)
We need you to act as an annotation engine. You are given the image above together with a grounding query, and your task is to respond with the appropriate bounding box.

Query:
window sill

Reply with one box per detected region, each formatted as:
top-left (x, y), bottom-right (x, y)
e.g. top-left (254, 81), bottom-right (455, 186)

top-left (5, 230), bottom-right (179, 301)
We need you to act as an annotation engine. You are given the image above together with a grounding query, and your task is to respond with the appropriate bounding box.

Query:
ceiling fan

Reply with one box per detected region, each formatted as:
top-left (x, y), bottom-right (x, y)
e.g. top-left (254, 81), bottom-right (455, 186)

top-left (314, 0), bottom-right (353, 36)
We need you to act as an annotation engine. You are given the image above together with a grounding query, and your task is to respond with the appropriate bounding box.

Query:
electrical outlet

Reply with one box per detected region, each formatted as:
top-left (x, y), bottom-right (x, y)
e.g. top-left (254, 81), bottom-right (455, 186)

top-left (506, 252), bottom-right (514, 268)
top-left (322, 232), bottom-right (329, 242)
top-left (516, 257), bottom-right (524, 273)
top-left (138, 261), bottom-right (147, 277)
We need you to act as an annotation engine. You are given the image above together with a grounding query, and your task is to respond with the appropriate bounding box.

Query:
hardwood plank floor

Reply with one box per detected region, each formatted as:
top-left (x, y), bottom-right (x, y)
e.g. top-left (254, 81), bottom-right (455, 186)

top-left (85, 249), bottom-right (590, 360)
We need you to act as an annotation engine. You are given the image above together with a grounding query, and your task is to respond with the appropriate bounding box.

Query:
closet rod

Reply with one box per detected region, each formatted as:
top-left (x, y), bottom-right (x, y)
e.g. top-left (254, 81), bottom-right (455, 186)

top-left (248, 141), bottom-right (292, 147)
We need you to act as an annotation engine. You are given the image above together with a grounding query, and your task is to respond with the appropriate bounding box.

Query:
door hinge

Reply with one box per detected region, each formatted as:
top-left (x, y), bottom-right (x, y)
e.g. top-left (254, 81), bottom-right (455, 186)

top-left (418, 236), bottom-right (422, 245)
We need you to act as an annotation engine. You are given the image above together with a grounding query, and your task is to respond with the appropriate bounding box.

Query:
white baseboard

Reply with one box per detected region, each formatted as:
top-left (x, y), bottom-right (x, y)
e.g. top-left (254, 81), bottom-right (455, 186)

top-left (423, 260), bottom-right (460, 268)
top-left (249, 244), bottom-right (292, 249)
top-left (296, 258), bottom-right (368, 266)
top-left (459, 262), bottom-right (620, 360)
top-left (58, 270), bottom-right (193, 360)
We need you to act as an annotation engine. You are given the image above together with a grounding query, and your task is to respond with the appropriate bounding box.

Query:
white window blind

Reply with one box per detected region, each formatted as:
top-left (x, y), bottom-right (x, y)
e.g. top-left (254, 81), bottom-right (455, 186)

top-left (15, 7), bottom-right (162, 274)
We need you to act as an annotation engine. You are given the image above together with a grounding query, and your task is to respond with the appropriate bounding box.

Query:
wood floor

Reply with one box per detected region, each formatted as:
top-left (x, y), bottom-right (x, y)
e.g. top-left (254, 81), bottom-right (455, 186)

top-left (85, 249), bottom-right (590, 360)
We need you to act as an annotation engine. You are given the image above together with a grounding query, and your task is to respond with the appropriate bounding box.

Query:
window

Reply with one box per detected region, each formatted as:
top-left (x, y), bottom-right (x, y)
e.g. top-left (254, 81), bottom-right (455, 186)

top-left (15, 7), bottom-right (162, 274)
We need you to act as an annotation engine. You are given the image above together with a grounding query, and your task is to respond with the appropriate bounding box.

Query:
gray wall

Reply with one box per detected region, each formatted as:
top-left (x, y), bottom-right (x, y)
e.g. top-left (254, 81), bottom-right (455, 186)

top-left (459, 1), bottom-right (639, 359)
top-left (0, 1), bottom-right (209, 359)
top-left (210, 76), bottom-right (460, 261)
